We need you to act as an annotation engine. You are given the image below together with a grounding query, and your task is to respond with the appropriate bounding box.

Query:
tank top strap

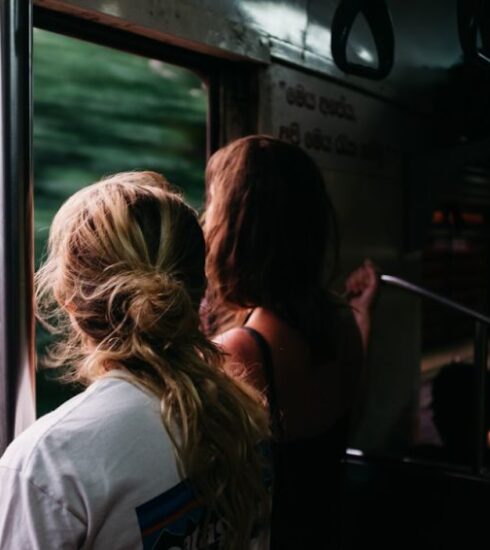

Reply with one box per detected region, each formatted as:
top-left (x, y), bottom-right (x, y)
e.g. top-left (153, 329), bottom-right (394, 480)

top-left (241, 326), bottom-right (284, 438)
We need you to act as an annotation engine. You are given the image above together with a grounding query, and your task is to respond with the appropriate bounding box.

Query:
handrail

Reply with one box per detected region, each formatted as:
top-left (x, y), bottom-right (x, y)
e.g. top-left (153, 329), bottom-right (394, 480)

top-left (380, 273), bottom-right (489, 476)
top-left (381, 274), bottom-right (490, 325)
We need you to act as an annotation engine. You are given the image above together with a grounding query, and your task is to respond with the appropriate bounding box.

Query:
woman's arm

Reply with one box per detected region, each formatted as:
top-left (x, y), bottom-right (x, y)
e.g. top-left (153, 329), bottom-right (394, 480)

top-left (0, 466), bottom-right (85, 549)
top-left (345, 259), bottom-right (379, 355)
top-left (214, 328), bottom-right (268, 394)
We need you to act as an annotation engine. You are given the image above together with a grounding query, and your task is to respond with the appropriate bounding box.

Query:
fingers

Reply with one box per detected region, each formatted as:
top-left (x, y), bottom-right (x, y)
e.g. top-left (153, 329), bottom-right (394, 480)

top-left (345, 258), bottom-right (380, 311)
top-left (345, 268), bottom-right (363, 295)
top-left (347, 271), bottom-right (364, 295)
top-left (346, 260), bottom-right (377, 293)
top-left (363, 259), bottom-right (379, 290)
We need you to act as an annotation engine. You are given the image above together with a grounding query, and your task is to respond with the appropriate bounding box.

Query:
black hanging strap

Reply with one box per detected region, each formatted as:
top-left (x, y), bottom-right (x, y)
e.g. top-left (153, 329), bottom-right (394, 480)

top-left (331, 0), bottom-right (395, 80)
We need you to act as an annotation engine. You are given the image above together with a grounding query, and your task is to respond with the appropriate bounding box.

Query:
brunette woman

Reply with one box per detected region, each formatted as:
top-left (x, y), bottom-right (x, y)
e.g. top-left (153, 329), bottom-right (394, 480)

top-left (203, 136), bottom-right (377, 549)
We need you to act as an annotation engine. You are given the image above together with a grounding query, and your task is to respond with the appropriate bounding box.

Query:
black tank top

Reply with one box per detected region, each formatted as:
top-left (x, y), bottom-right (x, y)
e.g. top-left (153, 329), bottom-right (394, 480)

top-left (242, 326), bottom-right (349, 549)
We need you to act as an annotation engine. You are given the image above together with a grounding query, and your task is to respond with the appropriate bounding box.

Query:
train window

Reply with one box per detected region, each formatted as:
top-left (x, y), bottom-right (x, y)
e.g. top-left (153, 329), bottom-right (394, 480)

top-left (414, 200), bottom-right (490, 467)
top-left (34, 28), bottom-right (208, 417)
top-left (422, 208), bottom-right (489, 351)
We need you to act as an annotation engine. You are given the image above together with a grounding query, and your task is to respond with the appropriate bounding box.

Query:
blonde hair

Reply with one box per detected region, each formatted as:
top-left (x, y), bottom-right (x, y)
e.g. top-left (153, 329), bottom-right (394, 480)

top-left (36, 171), bottom-right (270, 548)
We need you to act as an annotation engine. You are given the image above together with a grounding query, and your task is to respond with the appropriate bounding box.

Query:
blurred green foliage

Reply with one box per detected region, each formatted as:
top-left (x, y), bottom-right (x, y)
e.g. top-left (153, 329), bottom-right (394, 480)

top-left (34, 29), bottom-right (207, 416)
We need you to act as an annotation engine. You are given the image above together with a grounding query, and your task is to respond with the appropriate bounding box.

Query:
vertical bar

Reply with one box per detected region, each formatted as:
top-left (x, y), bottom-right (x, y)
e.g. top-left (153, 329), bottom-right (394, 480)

top-left (0, 0), bottom-right (34, 455)
top-left (474, 321), bottom-right (488, 475)
top-left (206, 70), bottom-right (221, 156)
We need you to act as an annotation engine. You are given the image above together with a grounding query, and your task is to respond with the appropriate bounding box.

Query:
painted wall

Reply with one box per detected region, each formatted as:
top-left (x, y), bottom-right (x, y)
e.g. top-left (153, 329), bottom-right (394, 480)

top-left (258, 63), bottom-right (429, 452)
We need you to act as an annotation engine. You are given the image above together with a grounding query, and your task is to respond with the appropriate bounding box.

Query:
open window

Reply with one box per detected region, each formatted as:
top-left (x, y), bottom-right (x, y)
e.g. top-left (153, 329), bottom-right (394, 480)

top-left (0, 5), bottom-right (223, 452)
top-left (33, 16), bottom-right (213, 417)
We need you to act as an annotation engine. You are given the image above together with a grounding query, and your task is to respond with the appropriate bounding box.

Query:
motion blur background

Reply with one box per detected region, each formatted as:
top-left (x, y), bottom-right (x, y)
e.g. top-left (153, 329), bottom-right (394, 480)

top-left (34, 29), bottom-right (208, 415)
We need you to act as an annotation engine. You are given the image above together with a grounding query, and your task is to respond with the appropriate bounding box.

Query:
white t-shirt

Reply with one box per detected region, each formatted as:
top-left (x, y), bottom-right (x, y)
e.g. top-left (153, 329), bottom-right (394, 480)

top-left (0, 375), bottom-right (265, 549)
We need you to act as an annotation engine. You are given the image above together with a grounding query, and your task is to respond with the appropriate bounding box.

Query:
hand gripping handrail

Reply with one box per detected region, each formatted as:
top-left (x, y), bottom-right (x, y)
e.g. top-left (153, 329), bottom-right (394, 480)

top-left (381, 273), bottom-right (489, 475)
top-left (331, 0), bottom-right (395, 80)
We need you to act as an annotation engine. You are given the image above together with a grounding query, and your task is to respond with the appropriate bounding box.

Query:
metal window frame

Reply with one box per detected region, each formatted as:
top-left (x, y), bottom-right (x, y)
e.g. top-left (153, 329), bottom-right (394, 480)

top-left (0, 0), bottom-right (34, 455)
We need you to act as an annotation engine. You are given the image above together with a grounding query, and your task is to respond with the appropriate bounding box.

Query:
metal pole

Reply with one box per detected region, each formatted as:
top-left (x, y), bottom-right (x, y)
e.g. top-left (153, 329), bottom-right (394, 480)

top-left (381, 274), bottom-right (490, 325)
top-left (474, 321), bottom-right (488, 475)
top-left (0, 0), bottom-right (34, 454)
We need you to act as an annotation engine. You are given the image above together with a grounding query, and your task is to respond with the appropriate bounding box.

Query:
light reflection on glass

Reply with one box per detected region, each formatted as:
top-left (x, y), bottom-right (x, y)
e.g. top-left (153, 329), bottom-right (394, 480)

top-left (101, 1), bottom-right (122, 17)
top-left (240, 1), bottom-right (307, 44)
top-left (357, 46), bottom-right (375, 64)
top-left (306, 22), bottom-right (332, 57)
top-left (347, 448), bottom-right (364, 457)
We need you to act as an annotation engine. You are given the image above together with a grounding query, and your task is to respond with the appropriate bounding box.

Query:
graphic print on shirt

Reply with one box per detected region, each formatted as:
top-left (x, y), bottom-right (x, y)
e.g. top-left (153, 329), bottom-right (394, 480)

top-left (136, 480), bottom-right (224, 549)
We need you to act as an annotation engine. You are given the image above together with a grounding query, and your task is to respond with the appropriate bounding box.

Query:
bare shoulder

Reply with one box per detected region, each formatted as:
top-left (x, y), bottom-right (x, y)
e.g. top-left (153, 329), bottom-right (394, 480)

top-left (213, 328), bottom-right (266, 392)
top-left (214, 327), bottom-right (262, 365)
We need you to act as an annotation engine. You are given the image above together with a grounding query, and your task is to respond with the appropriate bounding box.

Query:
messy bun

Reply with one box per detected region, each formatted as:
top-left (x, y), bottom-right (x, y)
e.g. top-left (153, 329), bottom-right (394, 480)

top-left (35, 171), bottom-right (269, 549)
top-left (81, 269), bottom-right (197, 346)
top-left (129, 272), bottom-right (196, 339)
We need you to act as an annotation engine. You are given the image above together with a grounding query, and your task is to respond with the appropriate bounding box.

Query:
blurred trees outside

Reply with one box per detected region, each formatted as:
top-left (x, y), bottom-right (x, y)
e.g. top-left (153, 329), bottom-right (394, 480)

top-left (34, 29), bottom-right (208, 415)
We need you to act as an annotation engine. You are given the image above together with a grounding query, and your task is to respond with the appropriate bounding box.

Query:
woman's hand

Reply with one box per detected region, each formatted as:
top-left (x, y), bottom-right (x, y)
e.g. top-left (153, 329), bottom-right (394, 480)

top-left (346, 259), bottom-right (379, 313)
top-left (345, 259), bottom-right (379, 354)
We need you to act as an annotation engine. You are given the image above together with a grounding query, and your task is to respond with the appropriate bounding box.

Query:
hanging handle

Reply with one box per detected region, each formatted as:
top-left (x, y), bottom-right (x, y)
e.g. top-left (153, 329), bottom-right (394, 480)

top-left (458, 0), bottom-right (490, 68)
top-left (331, 0), bottom-right (395, 80)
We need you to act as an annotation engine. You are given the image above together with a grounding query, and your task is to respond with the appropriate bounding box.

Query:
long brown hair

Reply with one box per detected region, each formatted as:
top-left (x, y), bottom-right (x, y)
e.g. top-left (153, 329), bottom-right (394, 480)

top-left (203, 135), bottom-right (339, 350)
top-left (36, 171), bottom-right (269, 549)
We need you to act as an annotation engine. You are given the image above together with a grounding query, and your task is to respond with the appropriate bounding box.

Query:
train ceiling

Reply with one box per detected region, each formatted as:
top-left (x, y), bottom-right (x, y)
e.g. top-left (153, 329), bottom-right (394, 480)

top-left (37, 0), bottom-right (487, 123)
top-left (183, 0), bottom-right (467, 112)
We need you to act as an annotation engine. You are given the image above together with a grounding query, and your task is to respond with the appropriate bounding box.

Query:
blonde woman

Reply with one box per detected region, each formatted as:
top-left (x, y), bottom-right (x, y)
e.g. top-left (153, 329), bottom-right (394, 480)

top-left (0, 172), bottom-right (270, 549)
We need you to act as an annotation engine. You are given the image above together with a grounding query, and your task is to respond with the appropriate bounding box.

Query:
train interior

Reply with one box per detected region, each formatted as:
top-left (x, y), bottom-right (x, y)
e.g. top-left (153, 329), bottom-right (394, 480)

top-left (2, 0), bottom-right (490, 547)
